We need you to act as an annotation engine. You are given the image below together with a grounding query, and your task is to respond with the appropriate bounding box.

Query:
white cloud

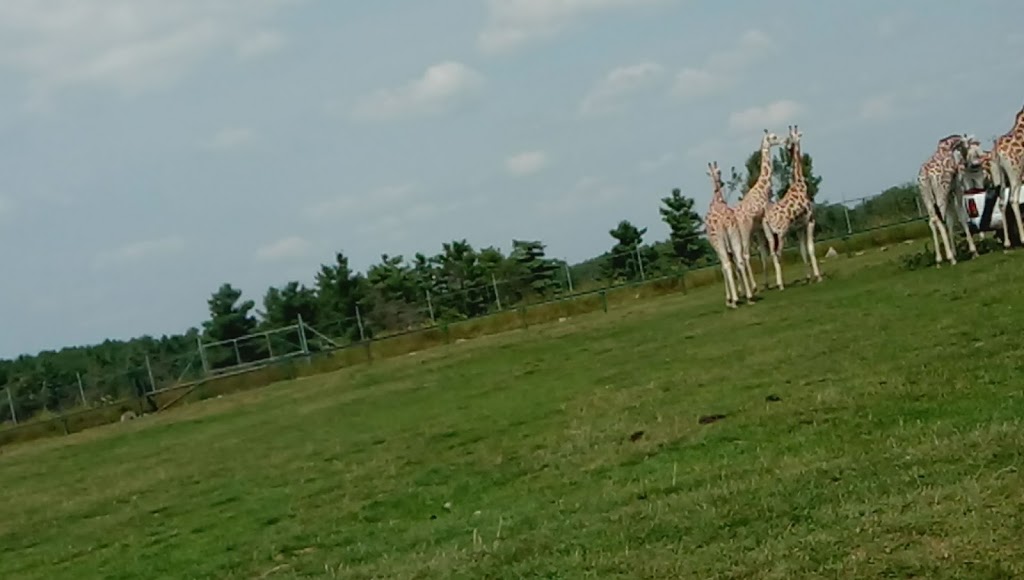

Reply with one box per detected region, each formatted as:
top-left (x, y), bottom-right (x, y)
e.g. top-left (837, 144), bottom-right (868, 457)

top-left (859, 95), bottom-right (896, 121)
top-left (303, 183), bottom-right (417, 222)
top-left (479, 0), bottom-right (665, 54)
top-left (93, 235), bottom-right (186, 269)
top-left (0, 1), bottom-right (295, 102)
top-left (505, 150), bottom-right (549, 176)
top-left (236, 30), bottom-right (286, 59)
top-left (684, 138), bottom-right (727, 161)
top-left (350, 61), bottom-right (485, 122)
top-left (637, 152), bottom-right (675, 173)
top-left (671, 68), bottom-right (731, 101)
top-left (671, 29), bottom-right (776, 101)
top-left (0, 196), bottom-right (14, 218)
top-left (540, 176), bottom-right (625, 216)
top-left (728, 100), bottom-right (804, 132)
top-left (579, 62), bottom-right (665, 116)
top-left (855, 84), bottom-right (937, 124)
top-left (202, 127), bottom-right (258, 151)
top-left (255, 236), bottom-right (312, 262)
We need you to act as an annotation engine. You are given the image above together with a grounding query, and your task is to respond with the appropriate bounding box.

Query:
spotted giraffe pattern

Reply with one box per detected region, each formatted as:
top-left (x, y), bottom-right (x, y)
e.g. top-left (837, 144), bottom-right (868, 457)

top-left (762, 125), bottom-right (821, 288)
top-left (991, 104), bottom-right (1024, 248)
top-left (704, 161), bottom-right (751, 307)
top-left (732, 129), bottom-right (782, 292)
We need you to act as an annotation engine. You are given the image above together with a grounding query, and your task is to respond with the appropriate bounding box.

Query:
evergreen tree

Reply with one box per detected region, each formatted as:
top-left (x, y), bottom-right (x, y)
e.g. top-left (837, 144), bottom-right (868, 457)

top-left (435, 240), bottom-right (489, 318)
top-left (260, 281), bottom-right (318, 329)
top-left (314, 252), bottom-right (367, 341)
top-left (511, 239), bottom-right (559, 296)
top-left (203, 284), bottom-right (258, 342)
top-left (202, 283), bottom-right (260, 367)
top-left (365, 254), bottom-right (425, 331)
top-left (603, 220), bottom-right (656, 282)
top-left (659, 188), bottom-right (713, 267)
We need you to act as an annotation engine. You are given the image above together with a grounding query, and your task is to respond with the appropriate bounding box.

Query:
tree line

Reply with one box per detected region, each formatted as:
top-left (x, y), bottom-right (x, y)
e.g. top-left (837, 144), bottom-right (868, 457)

top-left (0, 147), bottom-right (922, 424)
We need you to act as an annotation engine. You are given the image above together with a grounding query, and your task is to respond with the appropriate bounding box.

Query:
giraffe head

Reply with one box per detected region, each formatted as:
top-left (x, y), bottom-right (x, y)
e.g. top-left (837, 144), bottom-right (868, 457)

top-left (761, 128), bottom-right (782, 150)
top-left (784, 125), bottom-right (802, 153)
top-left (707, 161), bottom-right (723, 190)
top-left (936, 133), bottom-right (965, 155)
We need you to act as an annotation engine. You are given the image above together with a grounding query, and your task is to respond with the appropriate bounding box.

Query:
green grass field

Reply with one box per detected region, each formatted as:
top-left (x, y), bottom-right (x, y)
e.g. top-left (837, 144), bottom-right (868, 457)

top-left (3, 242), bottom-right (1024, 579)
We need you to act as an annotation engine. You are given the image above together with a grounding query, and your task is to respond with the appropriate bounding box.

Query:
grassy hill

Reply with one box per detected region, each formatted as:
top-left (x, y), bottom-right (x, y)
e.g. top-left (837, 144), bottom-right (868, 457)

top-left (2, 242), bottom-right (1023, 579)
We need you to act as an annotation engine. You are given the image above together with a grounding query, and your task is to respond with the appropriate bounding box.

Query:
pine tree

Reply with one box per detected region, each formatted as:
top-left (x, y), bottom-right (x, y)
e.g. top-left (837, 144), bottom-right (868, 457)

top-left (659, 188), bottom-right (713, 266)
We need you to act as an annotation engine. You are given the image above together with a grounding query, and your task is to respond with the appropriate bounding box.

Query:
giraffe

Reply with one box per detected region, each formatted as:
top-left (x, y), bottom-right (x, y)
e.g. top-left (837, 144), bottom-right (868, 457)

top-left (917, 133), bottom-right (977, 265)
top-left (762, 125), bottom-right (822, 289)
top-left (733, 129), bottom-right (783, 293)
top-left (991, 103), bottom-right (1024, 249)
top-left (704, 161), bottom-right (752, 308)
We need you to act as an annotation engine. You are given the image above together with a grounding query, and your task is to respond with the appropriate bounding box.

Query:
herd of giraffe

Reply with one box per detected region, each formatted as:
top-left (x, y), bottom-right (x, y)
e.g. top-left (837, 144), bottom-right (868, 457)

top-left (704, 125), bottom-right (821, 309)
top-left (917, 103), bottom-right (1024, 267)
top-left (702, 103), bottom-right (1024, 310)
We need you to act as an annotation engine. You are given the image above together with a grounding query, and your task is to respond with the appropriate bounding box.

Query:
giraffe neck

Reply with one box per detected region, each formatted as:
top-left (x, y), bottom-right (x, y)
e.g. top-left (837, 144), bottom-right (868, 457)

top-left (790, 139), bottom-right (804, 186)
top-left (745, 139), bottom-right (774, 206)
top-left (1008, 109), bottom-right (1024, 142)
top-left (756, 141), bottom-right (772, 187)
top-left (711, 182), bottom-right (726, 204)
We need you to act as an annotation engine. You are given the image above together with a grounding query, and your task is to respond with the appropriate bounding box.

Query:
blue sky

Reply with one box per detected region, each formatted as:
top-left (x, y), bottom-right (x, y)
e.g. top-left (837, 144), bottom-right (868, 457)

top-left (0, 0), bottom-right (1022, 358)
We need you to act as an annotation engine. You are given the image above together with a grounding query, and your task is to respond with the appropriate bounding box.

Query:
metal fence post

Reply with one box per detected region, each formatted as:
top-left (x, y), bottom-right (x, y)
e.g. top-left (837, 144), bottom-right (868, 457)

top-left (76, 372), bottom-right (87, 406)
top-left (635, 246), bottom-right (646, 281)
top-left (197, 336), bottom-right (210, 376)
top-left (6, 387), bottom-right (16, 425)
top-left (426, 289), bottom-right (436, 323)
top-left (145, 355), bottom-right (157, 393)
top-left (843, 199), bottom-right (853, 234)
top-left (297, 314), bottom-right (311, 365)
top-left (565, 264), bottom-right (574, 293)
top-left (491, 273), bottom-right (503, 311)
top-left (232, 339), bottom-right (242, 366)
top-left (356, 306), bottom-right (366, 341)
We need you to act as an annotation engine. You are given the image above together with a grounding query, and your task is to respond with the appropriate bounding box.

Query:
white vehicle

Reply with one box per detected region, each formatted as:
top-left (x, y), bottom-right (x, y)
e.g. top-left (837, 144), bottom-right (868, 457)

top-left (962, 184), bottom-right (1024, 243)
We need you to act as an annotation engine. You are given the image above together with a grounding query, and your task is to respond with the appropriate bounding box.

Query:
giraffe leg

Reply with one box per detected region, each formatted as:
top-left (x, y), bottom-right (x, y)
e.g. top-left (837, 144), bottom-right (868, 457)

top-left (997, 159), bottom-right (1013, 250)
top-left (755, 230), bottom-right (771, 289)
top-left (763, 220), bottom-right (785, 290)
top-left (952, 190), bottom-right (979, 257)
top-left (929, 175), bottom-right (957, 265)
top-left (919, 178), bottom-right (945, 266)
top-left (728, 227), bottom-right (754, 302)
top-left (714, 242), bottom-right (738, 309)
top-left (806, 218), bottom-right (822, 282)
top-left (1006, 164), bottom-right (1024, 249)
top-left (738, 222), bottom-right (758, 294)
top-left (796, 227), bottom-right (811, 282)
top-left (989, 157), bottom-right (1011, 250)
top-left (744, 249), bottom-right (758, 295)
top-left (927, 218), bottom-right (944, 266)
top-left (936, 215), bottom-right (957, 265)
